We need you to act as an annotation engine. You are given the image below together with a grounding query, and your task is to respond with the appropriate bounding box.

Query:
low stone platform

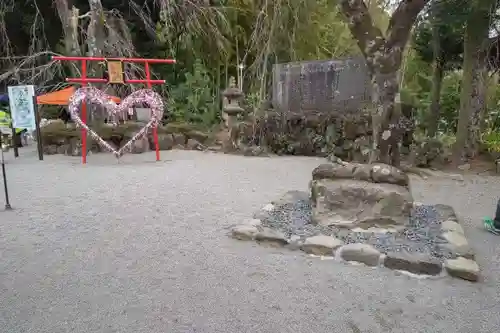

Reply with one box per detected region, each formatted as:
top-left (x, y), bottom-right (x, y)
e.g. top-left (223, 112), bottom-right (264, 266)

top-left (39, 120), bottom-right (209, 156)
top-left (230, 190), bottom-right (479, 282)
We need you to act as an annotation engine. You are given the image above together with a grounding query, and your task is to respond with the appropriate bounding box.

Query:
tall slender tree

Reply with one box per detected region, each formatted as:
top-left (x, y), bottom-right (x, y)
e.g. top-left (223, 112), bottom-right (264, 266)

top-left (339, 0), bottom-right (430, 166)
top-left (453, 0), bottom-right (498, 165)
top-left (413, 0), bottom-right (465, 136)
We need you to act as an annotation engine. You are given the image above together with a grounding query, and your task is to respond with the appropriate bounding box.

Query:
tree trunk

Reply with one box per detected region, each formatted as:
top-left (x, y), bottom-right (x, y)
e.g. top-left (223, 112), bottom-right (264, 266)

top-left (428, 62), bottom-right (444, 137)
top-left (87, 0), bottom-right (108, 123)
top-left (452, 0), bottom-right (496, 165)
top-left (370, 71), bottom-right (402, 165)
top-left (479, 71), bottom-right (491, 133)
top-left (87, 0), bottom-right (106, 59)
top-left (54, 1), bottom-right (81, 74)
top-left (467, 56), bottom-right (488, 158)
top-left (427, 21), bottom-right (445, 137)
top-left (339, 0), bottom-right (429, 166)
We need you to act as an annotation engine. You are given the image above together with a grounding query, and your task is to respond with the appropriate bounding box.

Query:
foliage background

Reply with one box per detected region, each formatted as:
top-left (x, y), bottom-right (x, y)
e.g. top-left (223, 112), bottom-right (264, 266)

top-left (2, 0), bottom-right (500, 155)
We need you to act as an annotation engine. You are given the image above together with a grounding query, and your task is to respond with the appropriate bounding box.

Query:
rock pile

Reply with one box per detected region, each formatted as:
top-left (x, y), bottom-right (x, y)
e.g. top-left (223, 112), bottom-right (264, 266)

top-left (229, 161), bottom-right (480, 282)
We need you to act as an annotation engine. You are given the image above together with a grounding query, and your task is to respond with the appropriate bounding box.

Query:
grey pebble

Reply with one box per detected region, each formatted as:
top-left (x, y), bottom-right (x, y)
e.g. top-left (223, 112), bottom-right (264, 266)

top-left (259, 201), bottom-right (452, 261)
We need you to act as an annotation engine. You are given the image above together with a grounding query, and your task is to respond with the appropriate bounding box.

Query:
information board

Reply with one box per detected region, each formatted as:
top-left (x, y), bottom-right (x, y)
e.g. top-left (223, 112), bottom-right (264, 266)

top-left (7, 85), bottom-right (36, 130)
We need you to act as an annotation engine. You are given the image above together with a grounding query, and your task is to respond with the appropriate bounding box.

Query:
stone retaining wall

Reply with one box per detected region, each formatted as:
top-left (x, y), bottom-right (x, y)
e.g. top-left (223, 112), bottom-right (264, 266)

top-left (239, 110), bottom-right (374, 160)
top-left (39, 121), bottom-right (210, 156)
top-left (238, 105), bottom-right (415, 163)
top-left (236, 106), bottom-right (453, 167)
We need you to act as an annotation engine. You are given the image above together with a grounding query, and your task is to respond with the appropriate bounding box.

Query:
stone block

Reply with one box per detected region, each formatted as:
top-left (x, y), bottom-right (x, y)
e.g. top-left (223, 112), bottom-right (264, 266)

top-left (444, 257), bottom-right (479, 282)
top-left (339, 243), bottom-right (381, 266)
top-left (156, 134), bottom-right (174, 150)
top-left (231, 225), bottom-right (259, 241)
top-left (383, 251), bottom-right (442, 276)
top-left (311, 179), bottom-right (413, 228)
top-left (130, 136), bottom-right (150, 154)
top-left (370, 163), bottom-right (409, 187)
top-left (301, 235), bottom-right (344, 256)
top-left (186, 138), bottom-right (205, 150)
top-left (434, 204), bottom-right (458, 222)
top-left (312, 163), bottom-right (356, 181)
top-left (172, 133), bottom-right (186, 146)
top-left (255, 228), bottom-right (288, 247)
top-left (441, 231), bottom-right (474, 259)
top-left (441, 220), bottom-right (465, 235)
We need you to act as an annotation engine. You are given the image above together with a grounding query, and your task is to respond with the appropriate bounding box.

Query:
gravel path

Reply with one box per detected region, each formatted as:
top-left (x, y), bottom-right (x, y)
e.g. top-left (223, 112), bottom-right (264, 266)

top-left (1, 147), bottom-right (500, 333)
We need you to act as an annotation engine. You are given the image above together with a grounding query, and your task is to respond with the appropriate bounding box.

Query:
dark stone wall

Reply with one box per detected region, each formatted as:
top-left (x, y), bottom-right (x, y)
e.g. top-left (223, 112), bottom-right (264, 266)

top-left (239, 105), bottom-right (415, 163)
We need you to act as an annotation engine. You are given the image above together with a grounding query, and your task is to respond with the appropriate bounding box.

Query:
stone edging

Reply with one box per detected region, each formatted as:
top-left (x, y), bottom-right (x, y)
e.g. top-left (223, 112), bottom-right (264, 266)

top-left (432, 203), bottom-right (479, 282)
top-left (230, 202), bottom-right (480, 282)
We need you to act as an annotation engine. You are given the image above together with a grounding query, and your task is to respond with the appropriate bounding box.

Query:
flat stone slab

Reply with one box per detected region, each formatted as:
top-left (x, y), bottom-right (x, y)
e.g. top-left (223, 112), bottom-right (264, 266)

top-left (444, 257), bottom-right (479, 282)
top-left (310, 178), bottom-right (413, 228)
top-left (339, 243), bottom-right (381, 266)
top-left (254, 227), bottom-right (288, 247)
top-left (301, 235), bottom-right (343, 256)
top-left (440, 231), bottom-right (474, 259)
top-left (312, 163), bottom-right (409, 187)
top-left (383, 251), bottom-right (442, 276)
top-left (351, 227), bottom-right (400, 234)
top-left (434, 204), bottom-right (458, 222)
top-left (231, 225), bottom-right (259, 240)
top-left (440, 220), bottom-right (465, 234)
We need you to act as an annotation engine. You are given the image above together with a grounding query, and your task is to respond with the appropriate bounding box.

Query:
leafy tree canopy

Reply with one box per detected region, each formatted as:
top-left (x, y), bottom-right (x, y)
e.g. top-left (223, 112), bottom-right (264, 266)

top-left (412, 0), bottom-right (470, 69)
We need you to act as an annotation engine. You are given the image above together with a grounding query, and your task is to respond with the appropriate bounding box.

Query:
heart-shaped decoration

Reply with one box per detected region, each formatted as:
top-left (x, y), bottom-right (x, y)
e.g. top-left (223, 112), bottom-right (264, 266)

top-left (68, 87), bottom-right (164, 158)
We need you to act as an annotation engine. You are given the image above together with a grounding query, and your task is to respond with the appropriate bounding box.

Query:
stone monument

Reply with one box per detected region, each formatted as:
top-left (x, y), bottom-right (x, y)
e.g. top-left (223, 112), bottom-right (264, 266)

top-left (272, 57), bottom-right (370, 114)
top-left (310, 162), bottom-right (413, 229)
top-left (230, 159), bottom-right (480, 282)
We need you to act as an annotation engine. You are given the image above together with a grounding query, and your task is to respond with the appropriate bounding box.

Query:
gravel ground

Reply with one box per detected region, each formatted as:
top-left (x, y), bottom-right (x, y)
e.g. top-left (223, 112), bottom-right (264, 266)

top-left (1, 147), bottom-right (500, 333)
top-left (260, 200), bottom-right (451, 260)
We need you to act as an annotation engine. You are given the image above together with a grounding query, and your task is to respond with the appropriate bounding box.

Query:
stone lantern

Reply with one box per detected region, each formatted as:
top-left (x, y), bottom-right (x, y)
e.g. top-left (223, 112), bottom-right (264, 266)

top-left (222, 77), bottom-right (245, 150)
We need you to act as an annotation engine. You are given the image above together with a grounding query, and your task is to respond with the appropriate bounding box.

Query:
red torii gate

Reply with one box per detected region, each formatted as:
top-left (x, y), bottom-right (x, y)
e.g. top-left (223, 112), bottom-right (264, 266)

top-left (51, 55), bottom-right (176, 164)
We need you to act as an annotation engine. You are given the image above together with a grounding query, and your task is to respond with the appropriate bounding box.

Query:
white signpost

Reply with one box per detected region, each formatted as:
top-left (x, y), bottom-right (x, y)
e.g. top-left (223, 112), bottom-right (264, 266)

top-left (5, 85), bottom-right (43, 161)
top-left (8, 85), bottom-right (36, 130)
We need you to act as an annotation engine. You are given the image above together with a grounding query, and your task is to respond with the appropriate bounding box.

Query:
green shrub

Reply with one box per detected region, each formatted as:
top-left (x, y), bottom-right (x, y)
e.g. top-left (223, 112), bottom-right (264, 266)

top-left (169, 59), bottom-right (219, 126)
top-left (481, 130), bottom-right (500, 153)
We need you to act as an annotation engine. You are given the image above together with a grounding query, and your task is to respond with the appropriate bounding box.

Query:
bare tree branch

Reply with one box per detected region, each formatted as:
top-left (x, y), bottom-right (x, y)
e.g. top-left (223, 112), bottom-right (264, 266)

top-left (339, 0), bottom-right (385, 59)
top-left (386, 0), bottom-right (430, 49)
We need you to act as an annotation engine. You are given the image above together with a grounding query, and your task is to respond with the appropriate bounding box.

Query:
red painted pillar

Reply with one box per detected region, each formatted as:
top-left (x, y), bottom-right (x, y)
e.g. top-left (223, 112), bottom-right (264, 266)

top-left (145, 61), bottom-right (160, 161)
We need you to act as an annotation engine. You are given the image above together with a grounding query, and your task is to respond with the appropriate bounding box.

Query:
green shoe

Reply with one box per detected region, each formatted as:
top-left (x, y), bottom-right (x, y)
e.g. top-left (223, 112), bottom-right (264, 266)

top-left (484, 217), bottom-right (500, 235)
